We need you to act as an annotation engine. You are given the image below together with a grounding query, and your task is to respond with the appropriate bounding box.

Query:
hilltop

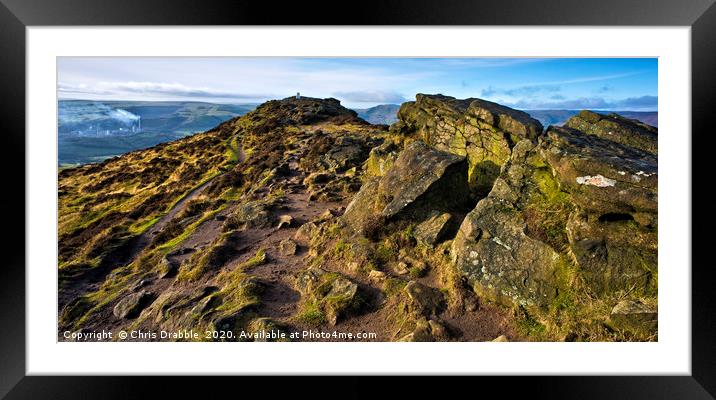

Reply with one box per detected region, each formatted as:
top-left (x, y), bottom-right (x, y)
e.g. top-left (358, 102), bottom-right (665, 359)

top-left (58, 94), bottom-right (658, 342)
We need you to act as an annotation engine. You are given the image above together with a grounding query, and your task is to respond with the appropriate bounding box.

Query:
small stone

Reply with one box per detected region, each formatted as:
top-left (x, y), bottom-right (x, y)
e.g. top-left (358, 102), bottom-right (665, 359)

top-left (347, 261), bottom-right (361, 273)
top-left (191, 295), bottom-right (220, 314)
top-left (130, 278), bottom-right (153, 291)
top-left (113, 291), bottom-right (155, 320)
top-left (293, 221), bottom-right (318, 243)
top-left (410, 318), bottom-right (435, 342)
top-left (395, 261), bottom-right (409, 275)
top-left (278, 238), bottom-right (298, 256)
top-left (428, 319), bottom-right (449, 340)
top-left (277, 214), bottom-right (294, 229)
top-left (249, 318), bottom-right (290, 342)
top-left (492, 335), bottom-right (509, 342)
top-left (403, 281), bottom-right (445, 317)
top-left (303, 172), bottom-right (332, 186)
top-left (368, 270), bottom-right (386, 282)
top-left (158, 257), bottom-right (178, 279)
top-left (324, 277), bottom-right (360, 326)
top-left (609, 300), bottom-right (657, 334)
top-left (294, 268), bottom-right (325, 295)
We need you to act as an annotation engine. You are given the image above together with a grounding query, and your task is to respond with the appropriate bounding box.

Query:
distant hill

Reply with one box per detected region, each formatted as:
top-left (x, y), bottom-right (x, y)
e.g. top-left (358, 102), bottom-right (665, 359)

top-left (58, 100), bottom-right (256, 165)
top-left (354, 104), bottom-right (400, 125)
top-left (525, 109), bottom-right (658, 128)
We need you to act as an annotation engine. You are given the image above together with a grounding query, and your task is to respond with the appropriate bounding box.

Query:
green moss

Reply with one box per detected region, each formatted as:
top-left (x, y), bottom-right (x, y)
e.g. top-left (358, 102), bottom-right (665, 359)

top-left (225, 135), bottom-right (241, 165)
top-left (408, 265), bottom-right (427, 279)
top-left (176, 229), bottom-right (244, 282)
top-left (157, 204), bottom-right (226, 252)
top-left (295, 302), bottom-right (326, 326)
top-left (374, 245), bottom-right (394, 264)
top-left (383, 278), bottom-right (407, 297)
top-left (220, 186), bottom-right (244, 201)
top-left (523, 168), bottom-right (574, 251)
top-left (129, 215), bottom-right (161, 234)
top-left (402, 224), bottom-right (416, 242)
top-left (516, 312), bottom-right (547, 340)
top-left (59, 296), bottom-right (96, 327)
top-left (334, 239), bottom-right (351, 258)
top-left (240, 248), bottom-right (267, 270)
top-left (214, 276), bottom-right (262, 314)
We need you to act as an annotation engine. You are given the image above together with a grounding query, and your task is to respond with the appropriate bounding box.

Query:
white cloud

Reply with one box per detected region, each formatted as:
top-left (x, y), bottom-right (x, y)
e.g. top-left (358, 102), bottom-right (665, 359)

top-left (59, 81), bottom-right (273, 101)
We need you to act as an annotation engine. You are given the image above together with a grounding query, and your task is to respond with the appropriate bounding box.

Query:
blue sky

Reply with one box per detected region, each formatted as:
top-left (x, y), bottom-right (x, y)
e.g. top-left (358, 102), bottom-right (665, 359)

top-left (58, 57), bottom-right (658, 110)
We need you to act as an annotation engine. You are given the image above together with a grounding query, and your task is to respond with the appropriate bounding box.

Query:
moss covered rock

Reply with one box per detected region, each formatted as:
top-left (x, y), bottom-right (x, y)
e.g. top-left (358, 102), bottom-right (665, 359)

top-left (564, 110), bottom-right (657, 155)
top-left (403, 280), bottom-right (445, 318)
top-left (113, 290), bottom-right (155, 319)
top-left (453, 126), bottom-right (658, 310)
top-left (294, 268), bottom-right (363, 325)
top-left (609, 300), bottom-right (657, 335)
top-left (452, 140), bottom-right (565, 308)
top-left (391, 94), bottom-right (543, 195)
top-left (542, 125), bottom-right (657, 215)
top-left (342, 141), bottom-right (471, 235)
top-left (364, 141), bottom-right (400, 178)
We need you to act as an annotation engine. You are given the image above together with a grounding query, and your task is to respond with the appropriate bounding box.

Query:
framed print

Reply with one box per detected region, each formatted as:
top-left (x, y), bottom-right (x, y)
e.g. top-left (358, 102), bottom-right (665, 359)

top-left (2, 0), bottom-right (715, 398)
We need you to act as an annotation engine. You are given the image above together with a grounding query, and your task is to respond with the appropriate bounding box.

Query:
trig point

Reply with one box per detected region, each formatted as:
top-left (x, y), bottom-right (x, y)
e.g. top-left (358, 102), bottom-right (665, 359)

top-left (296, 92), bottom-right (301, 99)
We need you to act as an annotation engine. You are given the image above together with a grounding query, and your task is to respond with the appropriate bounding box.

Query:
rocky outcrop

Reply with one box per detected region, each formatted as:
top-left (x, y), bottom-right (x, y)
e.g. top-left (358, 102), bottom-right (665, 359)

top-left (452, 118), bottom-right (658, 310)
top-left (543, 126), bottom-right (657, 215)
top-left (342, 140), bottom-right (471, 235)
top-left (451, 141), bottom-right (565, 307)
top-left (391, 94), bottom-right (543, 195)
top-left (245, 96), bottom-right (367, 129)
top-left (564, 110), bottom-right (658, 155)
top-left (278, 238), bottom-right (298, 256)
top-left (364, 141), bottom-right (400, 178)
top-left (319, 136), bottom-right (377, 172)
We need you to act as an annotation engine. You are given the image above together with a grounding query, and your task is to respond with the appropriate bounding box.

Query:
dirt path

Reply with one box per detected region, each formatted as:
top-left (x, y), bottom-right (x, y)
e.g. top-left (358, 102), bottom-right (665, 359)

top-left (131, 138), bottom-right (247, 260)
top-left (244, 191), bottom-right (344, 320)
top-left (133, 178), bottom-right (216, 251)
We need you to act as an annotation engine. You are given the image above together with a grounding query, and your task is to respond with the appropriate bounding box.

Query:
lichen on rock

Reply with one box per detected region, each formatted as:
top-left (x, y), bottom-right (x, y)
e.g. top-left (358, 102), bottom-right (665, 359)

top-left (342, 140), bottom-right (471, 235)
top-left (391, 94), bottom-right (543, 195)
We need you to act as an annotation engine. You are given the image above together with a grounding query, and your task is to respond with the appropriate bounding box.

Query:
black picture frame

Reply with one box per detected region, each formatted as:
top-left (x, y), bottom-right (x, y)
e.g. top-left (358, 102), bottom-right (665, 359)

top-left (1, 0), bottom-right (714, 398)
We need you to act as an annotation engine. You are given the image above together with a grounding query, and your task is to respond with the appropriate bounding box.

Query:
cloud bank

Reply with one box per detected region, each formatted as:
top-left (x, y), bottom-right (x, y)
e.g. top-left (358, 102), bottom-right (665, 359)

top-left (59, 81), bottom-right (274, 102)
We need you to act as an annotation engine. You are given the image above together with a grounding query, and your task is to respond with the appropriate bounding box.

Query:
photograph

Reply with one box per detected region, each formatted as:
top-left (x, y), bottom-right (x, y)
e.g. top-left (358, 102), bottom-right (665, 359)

top-left (2, 0), bottom-right (713, 393)
top-left (56, 57), bottom-right (659, 343)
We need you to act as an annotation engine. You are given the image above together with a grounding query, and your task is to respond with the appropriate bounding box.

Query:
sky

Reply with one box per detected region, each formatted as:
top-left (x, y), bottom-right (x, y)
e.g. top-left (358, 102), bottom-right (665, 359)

top-left (58, 57), bottom-right (658, 111)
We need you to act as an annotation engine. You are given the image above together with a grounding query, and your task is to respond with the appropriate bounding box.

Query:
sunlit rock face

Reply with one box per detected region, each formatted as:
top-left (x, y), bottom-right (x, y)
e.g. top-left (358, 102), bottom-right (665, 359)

top-left (390, 94), bottom-right (543, 196)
